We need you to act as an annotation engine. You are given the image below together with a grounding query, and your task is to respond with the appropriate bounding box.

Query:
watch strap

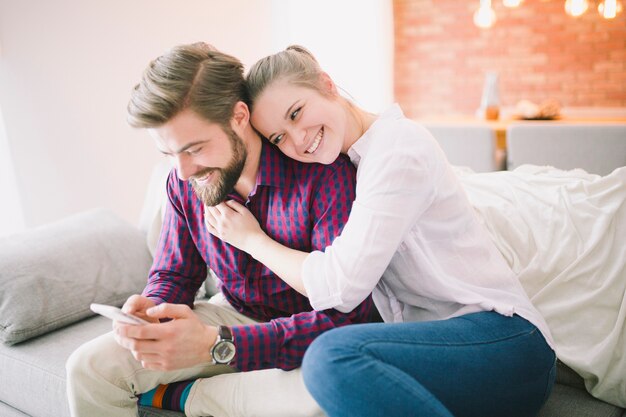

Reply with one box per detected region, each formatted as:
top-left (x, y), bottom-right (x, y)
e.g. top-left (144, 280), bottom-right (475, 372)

top-left (217, 325), bottom-right (233, 342)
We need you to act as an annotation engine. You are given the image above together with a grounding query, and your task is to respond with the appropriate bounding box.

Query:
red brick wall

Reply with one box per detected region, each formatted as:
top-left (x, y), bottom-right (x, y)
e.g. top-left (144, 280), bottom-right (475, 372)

top-left (394, 0), bottom-right (626, 118)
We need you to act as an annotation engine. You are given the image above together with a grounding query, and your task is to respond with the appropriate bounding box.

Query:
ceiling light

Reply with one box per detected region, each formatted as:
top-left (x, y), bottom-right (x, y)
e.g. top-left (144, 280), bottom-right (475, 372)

top-left (565, 0), bottom-right (589, 17)
top-left (474, 0), bottom-right (497, 28)
top-left (598, 0), bottom-right (623, 18)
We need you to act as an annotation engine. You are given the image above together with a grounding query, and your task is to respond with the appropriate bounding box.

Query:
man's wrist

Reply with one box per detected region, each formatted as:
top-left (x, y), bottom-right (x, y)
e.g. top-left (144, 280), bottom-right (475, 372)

top-left (206, 325), bottom-right (218, 361)
top-left (210, 325), bottom-right (236, 365)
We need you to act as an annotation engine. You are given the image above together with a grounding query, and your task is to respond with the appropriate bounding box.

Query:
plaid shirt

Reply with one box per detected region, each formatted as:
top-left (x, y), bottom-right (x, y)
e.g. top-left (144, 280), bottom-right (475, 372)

top-left (143, 141), bottom-right (373, 371)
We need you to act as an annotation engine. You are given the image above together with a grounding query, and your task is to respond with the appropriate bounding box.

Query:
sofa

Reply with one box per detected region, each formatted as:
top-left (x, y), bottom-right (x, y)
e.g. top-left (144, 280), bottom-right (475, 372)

top-left (1, 157), bottom-right (625, 417)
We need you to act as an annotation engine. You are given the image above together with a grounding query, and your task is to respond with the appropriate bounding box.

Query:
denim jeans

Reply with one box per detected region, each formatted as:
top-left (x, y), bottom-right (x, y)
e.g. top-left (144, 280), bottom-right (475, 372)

top-left (302, 312), bottom-right (556, 417)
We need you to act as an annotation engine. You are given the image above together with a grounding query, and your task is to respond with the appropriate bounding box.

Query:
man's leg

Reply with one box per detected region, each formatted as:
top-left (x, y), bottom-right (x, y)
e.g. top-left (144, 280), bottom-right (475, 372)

top-left (184, 294), bottom-right (323, 417)
top-left (66, 330), bottom-right (229, 417)
top-left (186, 368), bottom-right (323, 417)
top-left (67, 294), bottom-right (323, 417)
top-left (66, 296), bottom-right (251, 417)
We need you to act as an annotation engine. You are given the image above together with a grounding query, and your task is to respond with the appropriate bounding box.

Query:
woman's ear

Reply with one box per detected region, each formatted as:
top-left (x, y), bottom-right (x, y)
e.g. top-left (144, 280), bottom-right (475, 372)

top-left (230, 101), bottom-right (250, 134)
top-left (319, 72), bottom-right (338, 96)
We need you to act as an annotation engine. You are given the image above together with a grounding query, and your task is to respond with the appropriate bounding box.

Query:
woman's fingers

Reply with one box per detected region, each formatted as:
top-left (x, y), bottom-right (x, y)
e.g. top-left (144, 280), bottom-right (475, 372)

top-left (211, 202), bottom-right (228, 216)
top-left (225, 199), bottom-right (246, 214)
top-left (204, 206), bottom-right (217, 226)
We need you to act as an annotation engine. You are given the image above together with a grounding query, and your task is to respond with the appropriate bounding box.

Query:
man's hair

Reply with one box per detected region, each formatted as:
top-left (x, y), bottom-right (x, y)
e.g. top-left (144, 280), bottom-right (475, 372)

top-left (127, 42), bottom-right (248, 128)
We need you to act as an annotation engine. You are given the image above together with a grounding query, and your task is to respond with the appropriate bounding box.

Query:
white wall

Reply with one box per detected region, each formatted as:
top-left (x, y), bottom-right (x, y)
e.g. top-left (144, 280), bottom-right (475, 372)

top-left (0, 0), bottom-right (272, 229)
top-left (0, 0), bottom-right (393, 230)
top-left (0, 101), bottom-right (25, 237)
top-left (270, 0), bottom-right (394, 113)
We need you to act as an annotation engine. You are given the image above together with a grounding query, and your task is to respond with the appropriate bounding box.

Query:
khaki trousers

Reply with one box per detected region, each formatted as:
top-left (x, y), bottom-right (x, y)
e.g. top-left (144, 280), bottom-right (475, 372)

top-left (66, 293), bottom-right (323, 417)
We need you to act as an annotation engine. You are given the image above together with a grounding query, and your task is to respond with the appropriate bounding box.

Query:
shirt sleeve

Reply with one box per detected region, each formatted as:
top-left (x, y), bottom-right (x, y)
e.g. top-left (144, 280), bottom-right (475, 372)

top-left (302, 123), bottom-right (442, 313)
top-left (230, 302), bottom-right (371, 371)
top-left (229, 156), bottom-right (374, 371)
top-left (142, 171), bottom-right (208, 307)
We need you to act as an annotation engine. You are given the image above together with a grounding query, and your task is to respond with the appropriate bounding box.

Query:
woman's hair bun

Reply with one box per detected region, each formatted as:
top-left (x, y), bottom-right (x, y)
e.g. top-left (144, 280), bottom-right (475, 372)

top-left (285, 45), bottom-right (318, 64)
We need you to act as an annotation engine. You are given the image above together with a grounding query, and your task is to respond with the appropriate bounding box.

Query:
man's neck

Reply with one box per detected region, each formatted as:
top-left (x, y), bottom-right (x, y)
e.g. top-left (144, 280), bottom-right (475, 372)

top-left (233, 125), bottom-right (262, 199)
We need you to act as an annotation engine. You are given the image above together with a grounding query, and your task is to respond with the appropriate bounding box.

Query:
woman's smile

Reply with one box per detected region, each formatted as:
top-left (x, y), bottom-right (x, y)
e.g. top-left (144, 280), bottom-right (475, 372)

top-left (305, 127), bottom-right (324, 154)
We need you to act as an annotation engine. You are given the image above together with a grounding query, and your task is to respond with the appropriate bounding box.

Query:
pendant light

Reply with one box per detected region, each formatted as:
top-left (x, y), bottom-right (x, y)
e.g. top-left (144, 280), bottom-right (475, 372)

top-left (565, 0), bottom-right (589, 16)
top-left (598, 0), bottom-right (623, 18)
top-left (474, 0), bottom-right (497, 28)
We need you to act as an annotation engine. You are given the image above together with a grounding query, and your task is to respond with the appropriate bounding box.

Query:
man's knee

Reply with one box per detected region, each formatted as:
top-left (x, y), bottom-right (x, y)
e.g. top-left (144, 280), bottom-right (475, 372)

top-left (66, 332), bottom-right (121, 383)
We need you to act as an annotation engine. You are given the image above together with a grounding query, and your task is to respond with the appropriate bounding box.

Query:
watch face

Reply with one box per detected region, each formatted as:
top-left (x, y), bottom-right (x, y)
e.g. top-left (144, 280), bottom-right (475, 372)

top-left (213, 340), bottom-right (236, 364)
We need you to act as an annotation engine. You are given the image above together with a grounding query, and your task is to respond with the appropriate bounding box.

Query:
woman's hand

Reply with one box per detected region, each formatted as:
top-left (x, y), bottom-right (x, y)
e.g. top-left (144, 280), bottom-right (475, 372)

top-left (205, 200), bottom-right (266, 252)
top-left (207, 201), bottom-right (309, 296)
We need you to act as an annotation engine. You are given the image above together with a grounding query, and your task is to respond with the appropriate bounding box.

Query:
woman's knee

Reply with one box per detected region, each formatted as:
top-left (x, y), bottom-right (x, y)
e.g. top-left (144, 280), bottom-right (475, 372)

top-left (302, 326), bottom-right (364, 391)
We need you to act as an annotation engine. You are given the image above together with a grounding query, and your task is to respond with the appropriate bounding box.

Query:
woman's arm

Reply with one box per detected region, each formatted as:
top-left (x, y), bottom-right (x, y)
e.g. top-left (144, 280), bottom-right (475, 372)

top-left (208, 125), bottom-right (439, 313)
top-left (205, 201), bottom-right (309, 295)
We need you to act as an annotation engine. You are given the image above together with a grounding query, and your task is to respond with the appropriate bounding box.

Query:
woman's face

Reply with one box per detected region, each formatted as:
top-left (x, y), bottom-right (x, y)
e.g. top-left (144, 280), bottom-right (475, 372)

top-left (250, 80), bottom-right (346, 165)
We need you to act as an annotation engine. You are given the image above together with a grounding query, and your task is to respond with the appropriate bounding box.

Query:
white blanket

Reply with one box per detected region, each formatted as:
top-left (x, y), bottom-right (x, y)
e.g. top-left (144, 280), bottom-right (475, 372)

top-left (456, 165), bottom-right (626, 407)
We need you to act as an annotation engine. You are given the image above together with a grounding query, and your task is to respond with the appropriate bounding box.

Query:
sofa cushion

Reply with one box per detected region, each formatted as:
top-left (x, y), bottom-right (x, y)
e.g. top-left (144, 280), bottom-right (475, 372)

top-left (538, 384), bottom-right (624, 417)
top-left (0, 401), bottom-right (31, 417)
top-left (0, 208), bottom-right (153, 345)
top-left (0, 315), bottom-right (112, 417)
top-left (139, 406), bottom-right (185, 417)
top-left (0, 314), bottom-right (184, 417)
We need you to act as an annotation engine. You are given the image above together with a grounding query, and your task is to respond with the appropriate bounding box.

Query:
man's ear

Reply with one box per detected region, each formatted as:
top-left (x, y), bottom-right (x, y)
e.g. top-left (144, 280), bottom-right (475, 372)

top-left (319, 72), bottom-right (338, 96)
top-left (230, 101), bottom-right (250, 134)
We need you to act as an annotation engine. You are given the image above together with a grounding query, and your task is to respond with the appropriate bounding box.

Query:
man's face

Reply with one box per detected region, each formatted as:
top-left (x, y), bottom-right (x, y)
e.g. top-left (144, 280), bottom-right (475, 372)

top-left (149, 109), bottom-right (247, 206)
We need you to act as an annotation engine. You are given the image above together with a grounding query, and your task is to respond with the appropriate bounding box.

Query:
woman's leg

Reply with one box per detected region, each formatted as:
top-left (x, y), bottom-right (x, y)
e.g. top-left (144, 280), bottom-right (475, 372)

top-left (302, 312), bottom-right (556, 417)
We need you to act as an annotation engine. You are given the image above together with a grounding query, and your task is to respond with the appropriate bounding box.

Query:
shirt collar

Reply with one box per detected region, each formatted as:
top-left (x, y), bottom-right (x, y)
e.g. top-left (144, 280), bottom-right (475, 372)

top-left (348, 103), bottom-right (404, 166)
top-left (226, 140), bottom-right (287, 202)
top-left (256, 140), bottom-right (287, 189)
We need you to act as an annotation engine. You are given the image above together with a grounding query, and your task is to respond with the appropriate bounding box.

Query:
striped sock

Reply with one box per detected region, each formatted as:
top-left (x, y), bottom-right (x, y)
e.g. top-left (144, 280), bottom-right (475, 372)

top-left (138, 379), bottom-right (195, 412)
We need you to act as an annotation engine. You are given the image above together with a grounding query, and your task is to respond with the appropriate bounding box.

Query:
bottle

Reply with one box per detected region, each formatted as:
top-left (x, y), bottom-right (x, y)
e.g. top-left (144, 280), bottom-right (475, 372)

top-left (478, 71), bottom-right (500, 120)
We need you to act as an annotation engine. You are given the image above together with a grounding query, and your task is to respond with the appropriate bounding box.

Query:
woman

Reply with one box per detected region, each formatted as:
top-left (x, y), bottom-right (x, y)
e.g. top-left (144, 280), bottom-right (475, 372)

top-left (205, 46), bottom-right (556, 417)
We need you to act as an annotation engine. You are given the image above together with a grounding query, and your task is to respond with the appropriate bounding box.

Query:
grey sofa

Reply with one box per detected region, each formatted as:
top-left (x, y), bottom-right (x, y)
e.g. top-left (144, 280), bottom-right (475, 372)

top-left (2, 152), bottom-right (625, 416)
top-left (1, 297), bottom-right (624, 417)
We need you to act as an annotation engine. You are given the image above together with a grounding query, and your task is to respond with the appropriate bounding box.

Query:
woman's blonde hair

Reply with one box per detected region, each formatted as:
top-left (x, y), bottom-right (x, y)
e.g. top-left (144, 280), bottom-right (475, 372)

top-left (246, 45), bottom-right (326, 111)
top-left (127, 42), bottom-right (248, 129)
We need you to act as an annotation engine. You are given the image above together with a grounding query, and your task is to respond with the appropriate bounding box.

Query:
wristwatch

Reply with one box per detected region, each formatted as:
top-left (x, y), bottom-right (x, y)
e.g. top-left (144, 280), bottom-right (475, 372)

top-left (211, 325), bottom-right (236, 365)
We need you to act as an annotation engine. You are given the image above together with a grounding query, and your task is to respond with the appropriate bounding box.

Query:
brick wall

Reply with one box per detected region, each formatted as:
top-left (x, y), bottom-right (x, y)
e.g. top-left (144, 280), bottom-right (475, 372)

top-left (394, 0), bottom-right (626, 117)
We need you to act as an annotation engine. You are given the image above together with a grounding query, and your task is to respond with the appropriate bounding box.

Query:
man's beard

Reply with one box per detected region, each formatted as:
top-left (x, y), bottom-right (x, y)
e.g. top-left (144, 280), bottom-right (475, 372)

top-left (190, 127), bottom-right (247, 206)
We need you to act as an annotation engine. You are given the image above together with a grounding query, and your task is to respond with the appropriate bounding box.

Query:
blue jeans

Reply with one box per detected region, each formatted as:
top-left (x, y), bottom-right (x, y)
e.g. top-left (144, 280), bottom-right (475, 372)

top-left (302, 312), bottom-right (556, 417)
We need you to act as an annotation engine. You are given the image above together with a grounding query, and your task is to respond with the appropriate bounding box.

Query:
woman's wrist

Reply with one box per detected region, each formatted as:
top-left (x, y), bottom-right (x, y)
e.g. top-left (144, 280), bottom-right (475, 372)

top-left (245, 230), bottom-right (270, 258)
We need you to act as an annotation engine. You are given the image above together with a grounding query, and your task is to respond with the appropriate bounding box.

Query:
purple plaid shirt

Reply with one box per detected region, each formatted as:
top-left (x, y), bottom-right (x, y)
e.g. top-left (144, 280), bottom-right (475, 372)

top-left (143, 141), bottom-right (373, 372)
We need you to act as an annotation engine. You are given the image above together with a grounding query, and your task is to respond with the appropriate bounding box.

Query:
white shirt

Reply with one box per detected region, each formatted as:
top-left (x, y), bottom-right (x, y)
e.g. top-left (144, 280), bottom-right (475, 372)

top-left (302, 104), bottom-right (554, 347)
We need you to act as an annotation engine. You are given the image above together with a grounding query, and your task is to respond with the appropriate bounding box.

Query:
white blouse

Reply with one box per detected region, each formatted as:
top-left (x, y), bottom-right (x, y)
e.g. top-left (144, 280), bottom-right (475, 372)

top-left (302, 104), bottom-right (554, 347)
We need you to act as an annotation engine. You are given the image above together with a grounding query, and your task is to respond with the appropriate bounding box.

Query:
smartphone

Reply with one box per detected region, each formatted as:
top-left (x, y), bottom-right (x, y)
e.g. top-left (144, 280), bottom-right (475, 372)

top-left (89, 303), bottom-right (150, 325)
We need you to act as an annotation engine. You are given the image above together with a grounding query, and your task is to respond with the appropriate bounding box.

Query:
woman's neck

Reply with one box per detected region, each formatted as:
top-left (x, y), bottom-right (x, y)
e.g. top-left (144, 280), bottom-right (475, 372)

top-left (341, 100), bottom-right (378, 154)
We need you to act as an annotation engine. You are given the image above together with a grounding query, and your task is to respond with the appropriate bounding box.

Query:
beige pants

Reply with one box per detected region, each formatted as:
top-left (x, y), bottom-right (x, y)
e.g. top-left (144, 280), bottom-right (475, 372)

top-left (66, 294), bottom-right (323, 417)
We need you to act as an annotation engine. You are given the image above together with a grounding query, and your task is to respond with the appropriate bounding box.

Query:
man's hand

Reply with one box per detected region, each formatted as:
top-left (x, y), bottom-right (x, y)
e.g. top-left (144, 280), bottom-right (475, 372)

top-left (112, 295), bottom-right (159, 347)
top-left (114, 303), bottom-right (219, 371)
top-left (120, 294), bottom-right (159, 324)
top-left (204, 200), bottom-right (266, 252)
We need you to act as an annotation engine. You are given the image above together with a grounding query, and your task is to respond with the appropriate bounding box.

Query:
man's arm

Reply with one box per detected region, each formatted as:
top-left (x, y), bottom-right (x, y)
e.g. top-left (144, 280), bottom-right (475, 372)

top-left (116, 299), bottom-right (372, 372)
top-left (114, 171), bottom-right (214, 370)
top-left (142, 170), bottom-right (208, 307)
top-left (230, 304), bottom-right (371, 371)
top-left (121, 158), bottom-right (373, 372)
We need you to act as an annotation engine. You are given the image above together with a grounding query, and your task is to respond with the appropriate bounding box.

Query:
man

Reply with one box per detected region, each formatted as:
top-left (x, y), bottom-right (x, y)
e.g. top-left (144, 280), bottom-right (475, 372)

top-left (66, 42), bottom-right (373, 417)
